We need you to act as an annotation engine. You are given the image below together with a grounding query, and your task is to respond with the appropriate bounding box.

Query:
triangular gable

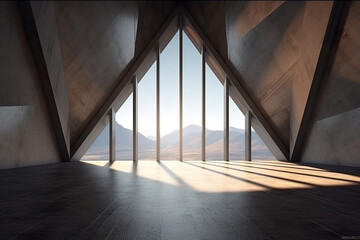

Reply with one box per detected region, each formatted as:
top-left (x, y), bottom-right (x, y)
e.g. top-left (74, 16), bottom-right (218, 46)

top-left (72, 5), bottom-right (288, 161)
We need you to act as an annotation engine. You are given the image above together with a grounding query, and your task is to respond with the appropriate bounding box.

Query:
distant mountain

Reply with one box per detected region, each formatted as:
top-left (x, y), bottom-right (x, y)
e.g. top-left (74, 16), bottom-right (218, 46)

top-left (230, 127), bottom-right (245, 133)
top-left (160, 125), bottom-right (202, 149)
top-left (86, 123), bottom-right (155, 160)
top-left (89, 123), bottom-right (155, 150)
top-left (83, 123), bottom-right (275, 160)
top-left (147, 135), bottom-right (156, 141)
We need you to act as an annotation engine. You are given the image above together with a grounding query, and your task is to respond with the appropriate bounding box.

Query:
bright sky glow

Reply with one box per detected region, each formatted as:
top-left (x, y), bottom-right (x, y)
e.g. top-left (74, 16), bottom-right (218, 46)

top-left (230, 96), bottom-right (245, 129)
top-left (160, 31), bottom-right (179, 136)
top-left (115, 93), bottom-right (133, 130)
top-left (183, 30), bottom-right (201, 128)
top-left (206, 63), bottom-right (223, 130)
top-left (116, 30), bottom-right (245, 137)
top-left (138, 63), bottom-right (156, 138)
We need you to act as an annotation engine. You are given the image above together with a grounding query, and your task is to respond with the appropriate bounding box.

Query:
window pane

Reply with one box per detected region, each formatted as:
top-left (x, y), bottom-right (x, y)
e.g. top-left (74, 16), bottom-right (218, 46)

top-left (160, 31), bottom-right (179, 160)
top-left (115, 93), bottom-right (133, 160)
top-left (252, 127), bottom-right (276, 160)
top-left (229, 97), bottom-right (245, 160)
top-left (206, 64), bottom-right (223, 160)
top-left (183, 31), bottom-right (202, 160)
top-left (138, 63), bottom-right (156, 160)
top-left (82, 124), bottom-right (109, 161)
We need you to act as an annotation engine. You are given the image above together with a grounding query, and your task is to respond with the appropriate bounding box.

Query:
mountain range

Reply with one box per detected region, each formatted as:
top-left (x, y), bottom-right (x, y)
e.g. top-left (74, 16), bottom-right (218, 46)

top-left (82, 123), bottom-right (275, 160)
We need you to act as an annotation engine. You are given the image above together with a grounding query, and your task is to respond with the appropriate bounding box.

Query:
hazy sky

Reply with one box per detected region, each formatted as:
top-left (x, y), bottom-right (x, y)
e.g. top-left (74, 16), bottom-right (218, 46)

top-left (116, 31), bottom-right (245, 137)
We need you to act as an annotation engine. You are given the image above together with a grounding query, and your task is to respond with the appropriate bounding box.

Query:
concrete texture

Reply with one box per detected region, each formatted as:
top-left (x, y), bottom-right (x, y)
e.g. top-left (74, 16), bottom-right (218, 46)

top-left (184, 1), bottom-right (228, 62)
top-left (54, 1), bottom-right (138, 146)
top-left (226, 1), bottom-right (332, 154)
top-left (135, 2), bottom-right (177, 57)
top-left (302, 107), bottom-right (360, 167)
top-left (1, 160), bottom-right (360, 239)
top-left (0, 2), bottom-right (61, 168)
top-left (30, 1), bottom-right (70, 156)
top-left (301, 2), bottom-right (360, 167)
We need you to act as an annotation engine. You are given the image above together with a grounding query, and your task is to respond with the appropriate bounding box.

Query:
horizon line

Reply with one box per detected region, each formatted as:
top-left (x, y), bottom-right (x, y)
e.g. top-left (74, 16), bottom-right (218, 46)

top-left (114, 121), bottom-right (255, 138)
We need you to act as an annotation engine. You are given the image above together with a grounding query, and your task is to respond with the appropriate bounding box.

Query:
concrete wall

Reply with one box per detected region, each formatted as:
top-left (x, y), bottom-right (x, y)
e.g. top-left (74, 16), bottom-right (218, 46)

top-left (31, 2), bottom-right (70, 155)
top-left (54, 2), bottom-right (177, 159)
top-left (0, 2), bottom-right (61, 169)
top-left (301, 2), bottom-right (360, 167)
top-left (226, 1), bottom-right (332, 154)
top-left (185, 1), bottom-right (228, 62)
top-left (54, 2), bottom-right (139, 147)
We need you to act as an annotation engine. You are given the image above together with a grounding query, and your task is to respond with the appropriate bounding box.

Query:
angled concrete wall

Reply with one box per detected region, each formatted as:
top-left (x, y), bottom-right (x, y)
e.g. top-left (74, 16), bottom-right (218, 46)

top-left (226, 1), bottom-right (332, 155)
top-left (30, 1), bottom-right (70, 156)
top-left (54, 2), bottom-right (178, 160)
top-left (289, 1), bottom-right (333, 157)
top-left (301, 2), bottom-right (360, 167)
top-left (54, 2), bottom-right (139, 147)
top-left (184, 1), bottom-right (228, 61)
top-left (0, 2), bottom-right (61, 169)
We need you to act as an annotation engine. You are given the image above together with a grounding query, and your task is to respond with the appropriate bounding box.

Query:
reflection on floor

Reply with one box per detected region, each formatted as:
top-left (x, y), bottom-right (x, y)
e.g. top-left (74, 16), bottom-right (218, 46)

top-left (1, 160), bottom-right (360, 239)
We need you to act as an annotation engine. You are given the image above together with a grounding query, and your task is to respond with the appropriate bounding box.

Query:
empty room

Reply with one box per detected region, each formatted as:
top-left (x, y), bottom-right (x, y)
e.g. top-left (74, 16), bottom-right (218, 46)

top-left (1, 1), bottom-right (360, 239)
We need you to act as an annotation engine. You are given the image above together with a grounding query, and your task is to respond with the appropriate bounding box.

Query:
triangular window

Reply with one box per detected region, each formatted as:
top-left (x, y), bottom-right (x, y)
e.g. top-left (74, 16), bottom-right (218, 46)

top-left (80, 14), bottom-right (280, 162)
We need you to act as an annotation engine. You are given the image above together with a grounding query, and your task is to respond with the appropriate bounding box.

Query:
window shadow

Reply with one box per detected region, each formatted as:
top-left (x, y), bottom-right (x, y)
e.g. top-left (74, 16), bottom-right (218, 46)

top-left (1, 161), bottom-right (360, 239)
top-left (211, 161), bottom-right (360, 185)
top-left (192, 161), bottom-right (317, 188)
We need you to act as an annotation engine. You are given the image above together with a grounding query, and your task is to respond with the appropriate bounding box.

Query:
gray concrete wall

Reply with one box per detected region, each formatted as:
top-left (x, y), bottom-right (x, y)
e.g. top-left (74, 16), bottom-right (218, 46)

top-left (301, 2), bottom-right (360, 167)
top-left (224, 1), bottom-right (333, 159)
top-left (31, 2), bottom-right (70, 155)
top-left (0, 2), bottom-right (61, 169)
top-left (54, 2), bottom-right (177, 159)
top-left (185, 1), bottom-right (228, 62)
top-left (54, 2), bottom-right (139, 146)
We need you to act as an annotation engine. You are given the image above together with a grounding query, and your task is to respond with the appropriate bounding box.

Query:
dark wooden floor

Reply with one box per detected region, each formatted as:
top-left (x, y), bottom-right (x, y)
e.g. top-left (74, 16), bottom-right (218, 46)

top-left (1, 160), bottom-right (360, 240)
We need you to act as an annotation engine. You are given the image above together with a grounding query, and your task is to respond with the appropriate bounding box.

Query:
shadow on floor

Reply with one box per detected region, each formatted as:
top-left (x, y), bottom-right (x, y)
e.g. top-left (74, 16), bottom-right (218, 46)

top-left (0, 160), bottom-right (359, 240)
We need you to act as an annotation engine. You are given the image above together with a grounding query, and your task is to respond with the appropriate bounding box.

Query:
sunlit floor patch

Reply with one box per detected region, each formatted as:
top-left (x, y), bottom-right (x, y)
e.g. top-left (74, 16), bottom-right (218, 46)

top-left (162, 161), bottom-right (266, 192)
top-left (110, 161), bottom-right (181, 187)
top-left (224, 161), bottom-right (360, 186)
top-left (81, 160), bottom-right (108, 167)
top-left (81, 160), bottom-right (360, 193)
